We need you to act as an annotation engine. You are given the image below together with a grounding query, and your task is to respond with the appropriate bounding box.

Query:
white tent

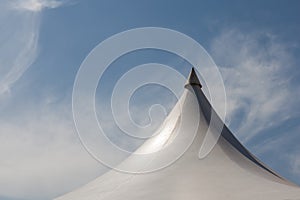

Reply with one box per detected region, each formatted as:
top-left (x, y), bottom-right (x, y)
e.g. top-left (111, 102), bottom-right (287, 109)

top-left (56, 68), bottom-right (300, 200)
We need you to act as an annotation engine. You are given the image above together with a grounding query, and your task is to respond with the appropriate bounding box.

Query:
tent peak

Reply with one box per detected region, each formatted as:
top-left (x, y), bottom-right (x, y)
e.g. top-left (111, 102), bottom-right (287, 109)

top-left (185, 67), bottom-right (202, 88)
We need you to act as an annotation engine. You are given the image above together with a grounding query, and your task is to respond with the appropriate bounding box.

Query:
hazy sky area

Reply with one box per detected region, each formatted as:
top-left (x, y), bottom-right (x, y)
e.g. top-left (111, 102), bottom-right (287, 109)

top-left (0, 0), bottom-right (300, 199)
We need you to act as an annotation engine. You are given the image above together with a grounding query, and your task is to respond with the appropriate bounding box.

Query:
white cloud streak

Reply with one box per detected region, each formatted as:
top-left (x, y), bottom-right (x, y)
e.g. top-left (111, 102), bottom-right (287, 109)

top-left (10, 0), bottom-right (65, 12)
top-left (0, 0), bottom-right (69, 97)
top-left (210, 29), bottom-right (299, 142)
top-left (0, 5), bottom-right (38, 96)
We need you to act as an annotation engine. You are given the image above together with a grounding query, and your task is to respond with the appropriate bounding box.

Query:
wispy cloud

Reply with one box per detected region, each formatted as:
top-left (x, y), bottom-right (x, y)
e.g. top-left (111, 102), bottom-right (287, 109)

top-left (0, 0), bottom-right (69, 97)
top-left (0, 5), bottom-right (37, 96)
top-left (210, 29), bottom-right (300, 142)
top-left (10, 0), bottom-right (65, 12)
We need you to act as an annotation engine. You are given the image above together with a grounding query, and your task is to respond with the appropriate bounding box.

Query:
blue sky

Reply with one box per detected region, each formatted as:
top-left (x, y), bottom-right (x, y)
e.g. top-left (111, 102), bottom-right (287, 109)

top-left (0, 0), bottom-right (300, 199)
